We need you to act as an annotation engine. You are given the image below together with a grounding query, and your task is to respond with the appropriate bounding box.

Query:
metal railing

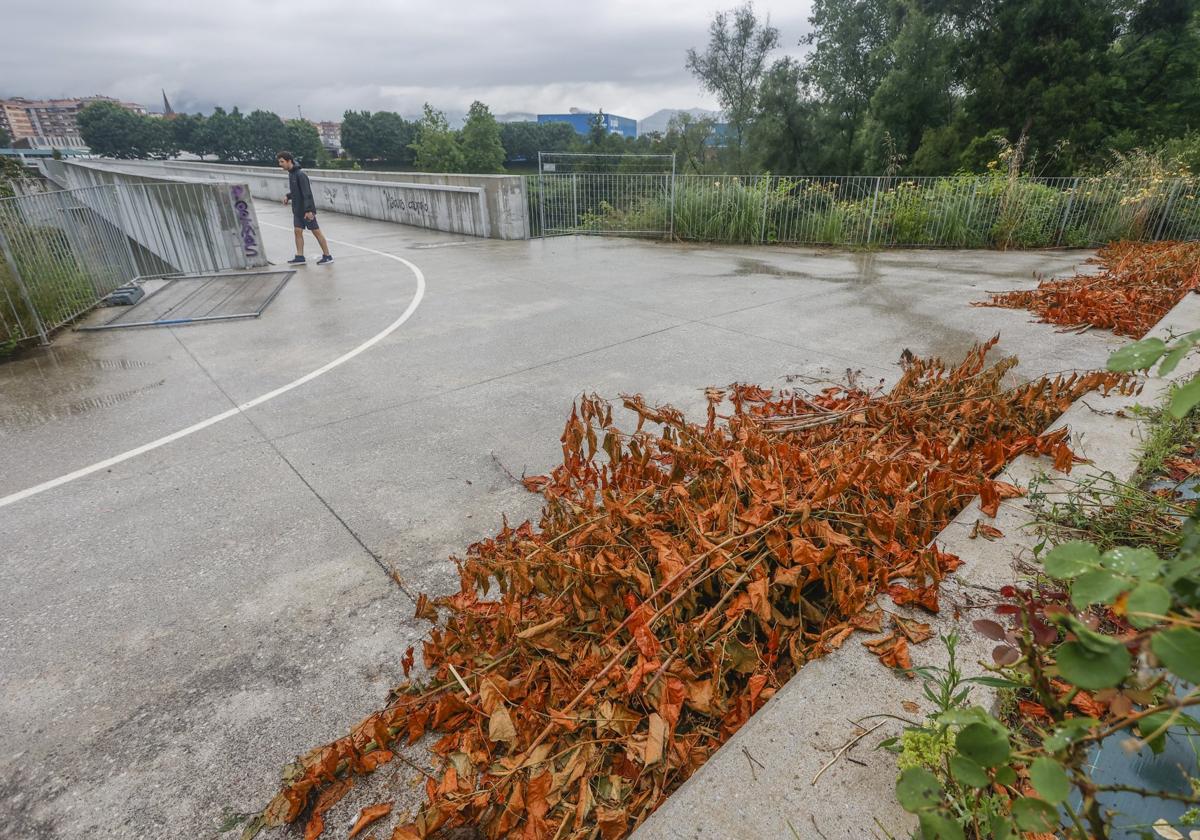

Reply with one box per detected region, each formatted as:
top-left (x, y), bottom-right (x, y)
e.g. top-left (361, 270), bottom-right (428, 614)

top-left (524, 173), bottom-right (1200, 247)
top-left (1, 179), bottom-right (266, 345)
top-left (0, 185), bottom-right (139, 344)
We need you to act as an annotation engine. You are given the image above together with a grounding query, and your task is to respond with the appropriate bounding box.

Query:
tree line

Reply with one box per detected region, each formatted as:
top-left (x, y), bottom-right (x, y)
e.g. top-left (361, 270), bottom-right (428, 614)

top-left (75, 96), bottom-right (722, 174)
top-left (691, 0), bottom-right (1200, 176)
top-left (76, 102), bottom-right (324, 164)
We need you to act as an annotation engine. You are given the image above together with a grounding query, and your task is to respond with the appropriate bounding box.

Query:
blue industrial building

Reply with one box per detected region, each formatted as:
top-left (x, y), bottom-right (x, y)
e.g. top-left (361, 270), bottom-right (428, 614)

top-left (537, 112), bottom-right (637, 139)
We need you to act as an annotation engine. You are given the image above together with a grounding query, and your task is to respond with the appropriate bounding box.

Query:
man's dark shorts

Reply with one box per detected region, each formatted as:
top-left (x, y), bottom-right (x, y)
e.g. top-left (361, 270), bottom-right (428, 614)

top-left (293, 213), bottom-right (320, 231)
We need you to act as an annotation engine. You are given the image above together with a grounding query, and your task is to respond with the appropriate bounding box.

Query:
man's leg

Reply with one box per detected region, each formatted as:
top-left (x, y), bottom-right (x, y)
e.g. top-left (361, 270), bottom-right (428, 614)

top-left (293, 226), bottom-right (305, 256)
top-left (311, 227), bottom-right (331, 257)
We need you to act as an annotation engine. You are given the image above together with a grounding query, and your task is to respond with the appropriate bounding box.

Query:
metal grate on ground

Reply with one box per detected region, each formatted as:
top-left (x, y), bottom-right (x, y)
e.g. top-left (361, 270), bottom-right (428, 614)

top-left (80, 270), bottom-right (294, 330)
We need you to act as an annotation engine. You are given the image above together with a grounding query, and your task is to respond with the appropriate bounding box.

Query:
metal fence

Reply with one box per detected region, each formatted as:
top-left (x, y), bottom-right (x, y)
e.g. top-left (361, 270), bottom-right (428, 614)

top-left (1, 180), bottom-right (266, 345)
top-left (525, 173), bottom-right (1200, 248)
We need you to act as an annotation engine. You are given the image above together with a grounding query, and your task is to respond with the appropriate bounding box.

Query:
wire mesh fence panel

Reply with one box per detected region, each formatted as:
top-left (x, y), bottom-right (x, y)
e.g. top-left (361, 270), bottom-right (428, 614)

top-left (0, 185), bottom-right (136, 343)
top-left (0, 179), bottom-right (264, 344)
top-left (524, 167), bottom-right (1200, 249)
top-left (535, 153), bottom-right (676, 238)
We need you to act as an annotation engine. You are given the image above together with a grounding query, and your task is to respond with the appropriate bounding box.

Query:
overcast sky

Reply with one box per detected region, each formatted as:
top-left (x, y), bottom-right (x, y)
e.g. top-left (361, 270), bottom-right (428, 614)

top-left (1, 0), bottom-right (813, 121)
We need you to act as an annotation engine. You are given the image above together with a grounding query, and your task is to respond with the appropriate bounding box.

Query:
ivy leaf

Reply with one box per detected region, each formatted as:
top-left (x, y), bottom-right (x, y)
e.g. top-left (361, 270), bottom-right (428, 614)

top-left (1012, 797), bottom-right (1060, 832)
top-left (1070, 569), bottom-right (1134, 608)
top-left (1126, 582), bottom-right (1171, 629)
top-left (988, 814), bottom-right (1015, 840)
top-left (897, 767), bottom-right (942, 813)
top-left (1159, 344), bottom-right (1193, 376)
top-left (1151, 628), bottom-right (1200, 684)
top-left (1044, 718), bottom-right (1100, 753)
top-left (1107, 338), bottom-right (1166, 372)
top-left (994, 765), bottom-right (1018, 786)
top-left (1029, 757), bottom-right (1071, 804)
top-left (1101, 546), bottom-right (1163, 578)
top-left (1056, 640), bottom-right (1132, 690)
top-left (918, 811), bottom-right (965, 840)
top-left (949, 755), bottom-right (991, 788)
top-left (956, 723), bottom-right (1010, 768)
top-left (1043, 541), bottom-right (1101, 579)
top-left (1170, 377), bottom-right (1200, 420)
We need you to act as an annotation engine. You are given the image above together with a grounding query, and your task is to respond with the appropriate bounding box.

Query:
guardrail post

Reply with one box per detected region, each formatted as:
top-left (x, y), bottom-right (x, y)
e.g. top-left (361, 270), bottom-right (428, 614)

top-left (0, 222), bottom-right (49, 345)
top-left (668, 153), bottom-right (677, 242)
top-left (759, 176), bottom-right (771, 244)
top-left (1055, 177), bottom-right (1080, 246)
top-left (1154, 179), bottom-right (1182, 241)
top-left (864, 177), bottom-right (882, 246)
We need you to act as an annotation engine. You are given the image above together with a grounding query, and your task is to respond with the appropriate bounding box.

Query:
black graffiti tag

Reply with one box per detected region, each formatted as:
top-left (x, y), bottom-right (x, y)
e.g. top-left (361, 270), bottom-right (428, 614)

top-left (384, 190), bottom-right (431, 214)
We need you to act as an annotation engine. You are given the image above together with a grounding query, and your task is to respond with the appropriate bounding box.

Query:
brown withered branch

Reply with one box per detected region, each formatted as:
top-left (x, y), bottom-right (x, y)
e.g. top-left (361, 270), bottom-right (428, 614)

top-left (977, 240), bottom-right (1200, 337)
top-left (260, 339), bottom-right (1134, 840)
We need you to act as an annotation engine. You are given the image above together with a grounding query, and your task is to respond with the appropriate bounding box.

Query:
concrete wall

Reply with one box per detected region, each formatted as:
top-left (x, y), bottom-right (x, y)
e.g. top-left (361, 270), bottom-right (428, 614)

top-left (39, 159), bottom-right (269, 274)
top-left (121, 160), bottom-right (528, 240)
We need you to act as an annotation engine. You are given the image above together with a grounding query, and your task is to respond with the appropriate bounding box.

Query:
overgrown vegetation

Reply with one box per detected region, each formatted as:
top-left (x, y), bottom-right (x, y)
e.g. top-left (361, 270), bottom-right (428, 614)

top-left (534, 170), bottom-right (1200, 247)
top-left (890, 243), bottom-right (1200, 839)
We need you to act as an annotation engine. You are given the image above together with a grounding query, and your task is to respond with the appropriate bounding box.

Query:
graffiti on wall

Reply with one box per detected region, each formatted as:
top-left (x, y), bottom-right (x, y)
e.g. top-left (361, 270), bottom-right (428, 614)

top-left (384, 190), bottom-right (431, 215)
top-left (229, 185), bottom-right (260, 259)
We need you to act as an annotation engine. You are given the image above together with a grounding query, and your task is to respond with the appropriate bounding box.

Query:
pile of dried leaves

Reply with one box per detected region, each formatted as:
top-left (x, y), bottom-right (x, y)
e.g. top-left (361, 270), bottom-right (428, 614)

top-left (262, 340), bottom-right (1133, 840)
top-left (977, 240), bottom-right (1200, 337)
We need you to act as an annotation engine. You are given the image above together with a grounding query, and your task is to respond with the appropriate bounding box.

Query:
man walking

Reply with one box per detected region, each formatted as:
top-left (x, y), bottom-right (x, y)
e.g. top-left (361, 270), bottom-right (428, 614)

top-left (277, 151), bottom-right (332, 265)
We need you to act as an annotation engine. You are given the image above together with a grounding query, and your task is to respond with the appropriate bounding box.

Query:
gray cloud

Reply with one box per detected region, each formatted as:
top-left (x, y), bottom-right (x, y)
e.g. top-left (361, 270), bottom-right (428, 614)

top-left (1, 0), bottom-right (812, 120)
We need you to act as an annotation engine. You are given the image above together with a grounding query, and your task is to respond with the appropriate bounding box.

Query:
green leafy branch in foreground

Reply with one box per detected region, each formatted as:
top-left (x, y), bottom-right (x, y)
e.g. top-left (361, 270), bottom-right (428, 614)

top-left (893, 335), bottom-right (1200, 839)
top-left (1109, 329), bottom-right (1200, 419)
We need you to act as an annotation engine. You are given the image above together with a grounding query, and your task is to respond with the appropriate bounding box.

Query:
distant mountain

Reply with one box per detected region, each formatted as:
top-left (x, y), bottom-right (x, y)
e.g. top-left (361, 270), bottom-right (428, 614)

top-left (637, 108), bottom-right (721, 135)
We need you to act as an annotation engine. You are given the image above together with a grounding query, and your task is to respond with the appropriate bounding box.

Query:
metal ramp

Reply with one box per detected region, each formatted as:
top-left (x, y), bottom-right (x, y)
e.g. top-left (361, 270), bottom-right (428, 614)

top-left (80, 269), bottom-right (294, 330)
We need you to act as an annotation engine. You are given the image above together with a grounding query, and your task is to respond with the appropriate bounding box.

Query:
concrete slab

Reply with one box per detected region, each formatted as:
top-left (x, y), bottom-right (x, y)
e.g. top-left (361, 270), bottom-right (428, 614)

top-left (0, 198), bottom-right (1135, 839)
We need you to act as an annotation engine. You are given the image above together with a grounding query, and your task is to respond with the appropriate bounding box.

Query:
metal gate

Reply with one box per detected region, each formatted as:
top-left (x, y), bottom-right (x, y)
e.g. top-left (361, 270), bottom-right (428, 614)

top-left (534, 153), bottom-right (676, 239)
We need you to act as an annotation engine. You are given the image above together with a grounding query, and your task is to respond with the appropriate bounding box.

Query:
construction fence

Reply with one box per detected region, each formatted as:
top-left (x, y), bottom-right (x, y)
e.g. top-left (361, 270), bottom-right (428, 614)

top-left (525, 173), bottom-right (1200, 247)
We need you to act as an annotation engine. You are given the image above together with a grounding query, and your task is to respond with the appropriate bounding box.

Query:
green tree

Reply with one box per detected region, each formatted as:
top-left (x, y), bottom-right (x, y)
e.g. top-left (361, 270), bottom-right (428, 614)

top-left (0, 126), bottom-right (10, 148)
top-left (77, 101), bottom-right (143, 158)
top-left (198, 107), bottom-right (251, 162)
top-left (341, 110), bottom-right (377, 161)
top-left (245, 110), bottom-right (289, 162)
top-left (799, 0), bottom-right (899, 173)
top-left (0, 156), bottom-right (28, 198)
top-left (410, 104), bottom-right (465, 173)
top-left (285, 118), bottom-right (323, 165)
top-left (371, 111), bottom-right (416, 165)
top-left (686, 3), bottom-right (779, 169)
top-left (171, 113), bottom-right (205, 157)
top-left (1108, 0), bottom-right (1200, 147)
top-left (664, 112), bottom-right (718, 174)
top-left (459, 101), bottom-right (506, 173)
top-left (498, 121), bottom-right (577, 164)
top-left (748, 58), bottom-right (819, 173)
top-left (937, 0), bottom-right (1120, 174)
top-left (856, 9), bottom-right (956, 173)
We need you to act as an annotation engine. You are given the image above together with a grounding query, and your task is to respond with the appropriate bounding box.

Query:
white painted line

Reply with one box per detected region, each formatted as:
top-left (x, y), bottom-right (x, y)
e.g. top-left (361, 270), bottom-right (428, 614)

top-left (0, 222), bottom-right (426, 509)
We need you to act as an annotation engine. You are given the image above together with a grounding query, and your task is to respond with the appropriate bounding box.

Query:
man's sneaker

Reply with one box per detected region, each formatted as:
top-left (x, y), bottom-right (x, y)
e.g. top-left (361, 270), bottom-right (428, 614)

top-left (287, 255), bottom-right (306, 265)
top-left (316, 254), bottom-right (334, 265)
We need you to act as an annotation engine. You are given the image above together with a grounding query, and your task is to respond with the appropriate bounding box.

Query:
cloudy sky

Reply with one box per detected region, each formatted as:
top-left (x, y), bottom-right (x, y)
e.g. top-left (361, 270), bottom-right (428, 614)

top-left (1, 0), bottom-right (813, 121)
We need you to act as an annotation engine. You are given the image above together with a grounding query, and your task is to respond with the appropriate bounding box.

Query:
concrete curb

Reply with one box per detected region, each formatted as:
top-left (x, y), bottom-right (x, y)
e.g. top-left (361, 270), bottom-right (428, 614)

top-left (632, 292), bottom-right (1200, 840)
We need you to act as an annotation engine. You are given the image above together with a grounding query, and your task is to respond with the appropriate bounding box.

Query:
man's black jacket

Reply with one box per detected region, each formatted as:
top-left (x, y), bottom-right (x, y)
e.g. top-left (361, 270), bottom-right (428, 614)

top-left (286, 165), bottom-right (316, 214)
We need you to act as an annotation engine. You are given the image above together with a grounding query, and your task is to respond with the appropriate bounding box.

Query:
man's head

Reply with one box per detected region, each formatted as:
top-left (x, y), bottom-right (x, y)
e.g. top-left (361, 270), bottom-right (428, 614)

top-left (276, 151), bottom-right (295, 171)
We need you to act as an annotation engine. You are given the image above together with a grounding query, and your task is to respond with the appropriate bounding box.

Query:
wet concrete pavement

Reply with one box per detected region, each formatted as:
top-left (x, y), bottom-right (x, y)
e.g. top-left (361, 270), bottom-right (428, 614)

top-left (0, 201), bottom-right (1123, 839)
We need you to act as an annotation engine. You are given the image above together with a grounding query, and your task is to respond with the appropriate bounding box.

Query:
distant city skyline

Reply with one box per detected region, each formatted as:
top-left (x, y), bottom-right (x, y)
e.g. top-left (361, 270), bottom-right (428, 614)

top-left (1, 0), bottom-right (812, 122)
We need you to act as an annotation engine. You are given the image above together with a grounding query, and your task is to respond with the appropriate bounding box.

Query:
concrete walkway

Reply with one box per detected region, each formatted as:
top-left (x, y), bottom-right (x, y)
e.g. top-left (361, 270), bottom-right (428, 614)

top-left (0, 202), bottom-right (1123, 839)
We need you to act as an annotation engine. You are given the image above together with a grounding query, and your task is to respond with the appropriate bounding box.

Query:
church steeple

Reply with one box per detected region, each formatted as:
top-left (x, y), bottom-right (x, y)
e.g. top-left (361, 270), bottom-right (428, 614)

top-left (161, 89), bottom-right (175, 116)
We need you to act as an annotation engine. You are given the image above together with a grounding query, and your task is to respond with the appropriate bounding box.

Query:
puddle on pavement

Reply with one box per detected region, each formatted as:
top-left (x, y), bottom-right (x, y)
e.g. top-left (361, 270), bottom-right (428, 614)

top-left (729, 256), bottom-right (867, 283)
top-left (0, 379), bottom-right (166, 428)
